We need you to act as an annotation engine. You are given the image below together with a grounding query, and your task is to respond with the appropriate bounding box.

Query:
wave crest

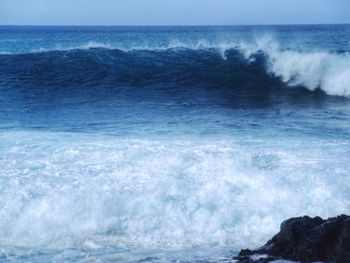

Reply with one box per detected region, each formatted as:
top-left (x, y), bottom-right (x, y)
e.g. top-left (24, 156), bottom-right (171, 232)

top-left (237, 37), bottom-right (350, 97)
top-left (1, 37), bottom-right (350, 98)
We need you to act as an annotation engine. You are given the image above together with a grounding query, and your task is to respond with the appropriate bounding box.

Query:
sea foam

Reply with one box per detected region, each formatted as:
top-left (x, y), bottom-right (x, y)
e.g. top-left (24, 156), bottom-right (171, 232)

top-left (236, 36), bottom-right (350, 97)
top-left (0, 131), bottom-right (349, 250)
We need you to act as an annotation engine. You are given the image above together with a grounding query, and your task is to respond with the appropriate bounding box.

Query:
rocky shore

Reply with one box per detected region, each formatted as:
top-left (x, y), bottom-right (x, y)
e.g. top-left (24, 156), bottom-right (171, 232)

top-left (235, 215), bottom-right (350, 263)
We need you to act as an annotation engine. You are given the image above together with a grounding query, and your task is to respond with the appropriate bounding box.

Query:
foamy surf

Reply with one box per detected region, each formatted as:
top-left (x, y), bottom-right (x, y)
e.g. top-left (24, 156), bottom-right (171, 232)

top-left (0, 131), bottom-right (349, 250)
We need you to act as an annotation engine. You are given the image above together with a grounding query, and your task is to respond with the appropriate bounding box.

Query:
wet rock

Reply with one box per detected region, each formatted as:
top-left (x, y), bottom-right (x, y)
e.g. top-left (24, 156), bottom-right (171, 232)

top-left (235, 215), bottom-right (350, 263)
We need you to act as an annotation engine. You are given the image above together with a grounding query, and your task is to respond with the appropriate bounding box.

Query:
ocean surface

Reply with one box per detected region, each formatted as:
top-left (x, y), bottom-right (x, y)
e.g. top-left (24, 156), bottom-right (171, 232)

top-left (0, 25), bottom-right (350, 262)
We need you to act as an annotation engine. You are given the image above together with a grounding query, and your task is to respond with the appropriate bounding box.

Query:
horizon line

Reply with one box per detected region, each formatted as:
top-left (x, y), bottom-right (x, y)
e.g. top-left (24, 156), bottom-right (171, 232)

top-left (1, 22), bottom-right (350, 27)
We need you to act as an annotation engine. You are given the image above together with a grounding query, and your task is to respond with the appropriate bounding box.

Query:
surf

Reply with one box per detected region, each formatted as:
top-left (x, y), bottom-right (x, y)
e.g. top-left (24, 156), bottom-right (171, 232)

top-left (0, 25), bottom-right (350, 262)
top-left (0, 131), bottom-right (349, 251)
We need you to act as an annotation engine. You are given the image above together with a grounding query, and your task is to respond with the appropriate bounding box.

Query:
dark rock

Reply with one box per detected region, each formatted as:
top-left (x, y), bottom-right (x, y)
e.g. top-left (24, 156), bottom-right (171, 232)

top-left (235, 215), bottom-right (350, 263)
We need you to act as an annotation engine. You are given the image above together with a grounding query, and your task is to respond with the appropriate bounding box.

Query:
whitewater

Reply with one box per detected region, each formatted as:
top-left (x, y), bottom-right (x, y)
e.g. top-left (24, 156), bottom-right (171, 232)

top-left (0, 25), bottom-right (349, 262)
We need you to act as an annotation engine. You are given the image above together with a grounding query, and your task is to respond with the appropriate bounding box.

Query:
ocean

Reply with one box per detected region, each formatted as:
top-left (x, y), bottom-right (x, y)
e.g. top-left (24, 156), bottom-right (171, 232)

top-left (0, 25), bottom-right (349, 262)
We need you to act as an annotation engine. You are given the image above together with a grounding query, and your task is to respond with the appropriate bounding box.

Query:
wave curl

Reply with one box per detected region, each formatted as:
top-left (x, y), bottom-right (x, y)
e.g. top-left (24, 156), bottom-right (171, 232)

top-left (1, 38), bottom-right (349, 98)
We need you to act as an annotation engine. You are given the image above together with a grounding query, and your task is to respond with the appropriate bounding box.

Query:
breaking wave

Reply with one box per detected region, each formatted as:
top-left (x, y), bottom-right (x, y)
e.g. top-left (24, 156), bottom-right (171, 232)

top-left (1, 38), bottom-right (349, 98)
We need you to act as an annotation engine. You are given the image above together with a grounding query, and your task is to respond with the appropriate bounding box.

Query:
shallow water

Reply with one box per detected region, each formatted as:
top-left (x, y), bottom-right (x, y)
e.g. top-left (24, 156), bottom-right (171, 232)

top-left (0, 25), bottom-right (349, 262)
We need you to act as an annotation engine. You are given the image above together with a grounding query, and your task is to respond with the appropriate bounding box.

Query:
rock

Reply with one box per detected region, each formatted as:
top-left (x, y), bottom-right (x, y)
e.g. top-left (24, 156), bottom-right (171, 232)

top-left (235, 215), bottom-right (350, 263)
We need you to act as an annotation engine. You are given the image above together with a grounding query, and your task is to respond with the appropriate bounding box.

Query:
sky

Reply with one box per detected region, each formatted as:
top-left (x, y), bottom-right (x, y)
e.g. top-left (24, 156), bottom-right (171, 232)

top-left (0, 0), bottom-right (349, 26)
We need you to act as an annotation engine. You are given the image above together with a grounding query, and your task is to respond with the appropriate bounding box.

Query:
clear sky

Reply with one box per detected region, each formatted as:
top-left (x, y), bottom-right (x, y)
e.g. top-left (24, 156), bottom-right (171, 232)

top-left (0, 0), bottom-right (349, 26)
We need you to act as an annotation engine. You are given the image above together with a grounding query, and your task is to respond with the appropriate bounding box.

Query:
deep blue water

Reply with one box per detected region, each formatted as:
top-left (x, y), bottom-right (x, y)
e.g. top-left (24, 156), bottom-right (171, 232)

top-left (0, 25), bottom-right (350, 262)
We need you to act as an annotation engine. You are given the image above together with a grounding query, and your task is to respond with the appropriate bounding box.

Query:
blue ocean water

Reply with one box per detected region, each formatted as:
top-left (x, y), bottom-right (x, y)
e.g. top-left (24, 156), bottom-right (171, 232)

top-left (0, 25), bottom-right (350, 262)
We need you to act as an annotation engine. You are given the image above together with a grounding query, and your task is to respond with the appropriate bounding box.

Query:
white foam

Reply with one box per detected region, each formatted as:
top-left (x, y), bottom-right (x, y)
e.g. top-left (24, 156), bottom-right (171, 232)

top-left (237, 36), bottom-right (350, 97)
top-left (0, 131), bottom-right (349, 250)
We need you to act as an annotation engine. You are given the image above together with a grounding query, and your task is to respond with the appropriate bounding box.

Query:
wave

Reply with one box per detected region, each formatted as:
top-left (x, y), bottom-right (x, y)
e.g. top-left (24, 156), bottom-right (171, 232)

top-left (0, 38), bottom-right (349, 98)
